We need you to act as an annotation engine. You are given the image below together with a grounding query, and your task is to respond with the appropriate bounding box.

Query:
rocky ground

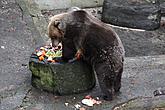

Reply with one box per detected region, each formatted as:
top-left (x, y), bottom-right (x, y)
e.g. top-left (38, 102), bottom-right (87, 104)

top-left (0, 0), bottom-right (165, 110)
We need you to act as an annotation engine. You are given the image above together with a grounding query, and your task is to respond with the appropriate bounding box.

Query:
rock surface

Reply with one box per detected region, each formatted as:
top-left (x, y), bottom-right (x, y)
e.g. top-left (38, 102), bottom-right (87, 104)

top-left (113, 26), bottom-right (165, 57)
top-left (102, 0), bottom-right (161, 30)
top-left (29, 54), bottom-right (96, 95)
top-left (112, 96), bottom-right (165, 110)
top-left (1, 0), bottom-right (165, 110)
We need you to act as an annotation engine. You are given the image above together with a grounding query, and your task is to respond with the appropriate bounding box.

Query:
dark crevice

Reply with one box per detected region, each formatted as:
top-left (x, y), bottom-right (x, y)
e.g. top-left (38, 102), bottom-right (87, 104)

top-left (16, 1), bottom-right (24, 20)
top-left (14, 87), bottom-right (32, 110)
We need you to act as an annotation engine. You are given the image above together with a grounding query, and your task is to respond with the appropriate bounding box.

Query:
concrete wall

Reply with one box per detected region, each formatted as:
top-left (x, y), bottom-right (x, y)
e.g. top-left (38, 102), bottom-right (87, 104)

top-left (34, 0), bottom-right (104, 10)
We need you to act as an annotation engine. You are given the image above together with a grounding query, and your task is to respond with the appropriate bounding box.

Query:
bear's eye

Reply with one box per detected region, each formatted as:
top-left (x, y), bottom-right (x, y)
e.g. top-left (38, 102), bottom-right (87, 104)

top-left (52, 36), bottom-right (57, 40)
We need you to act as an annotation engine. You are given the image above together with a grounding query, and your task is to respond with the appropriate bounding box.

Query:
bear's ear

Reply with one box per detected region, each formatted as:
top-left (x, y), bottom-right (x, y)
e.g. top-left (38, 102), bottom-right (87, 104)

top-left (54, 19), bottom-right (65, 31)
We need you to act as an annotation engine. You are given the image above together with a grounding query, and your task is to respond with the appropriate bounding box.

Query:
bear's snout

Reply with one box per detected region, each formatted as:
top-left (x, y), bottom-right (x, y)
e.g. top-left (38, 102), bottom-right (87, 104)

top-left (51, 38), bottom-right (61, 47)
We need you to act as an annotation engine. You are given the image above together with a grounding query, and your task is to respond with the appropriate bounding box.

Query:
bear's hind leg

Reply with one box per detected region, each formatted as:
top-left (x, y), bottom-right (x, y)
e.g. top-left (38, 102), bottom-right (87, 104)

top-left (102, 76), bottom-right (115, 100)
top-left (114, 67), bottom-right (123, 93)
top-left (94, 64), bottom-right (115, 100)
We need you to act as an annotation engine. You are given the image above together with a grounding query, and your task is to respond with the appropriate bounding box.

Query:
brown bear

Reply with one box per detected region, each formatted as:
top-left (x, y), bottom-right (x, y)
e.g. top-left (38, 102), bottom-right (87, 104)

top-left (47, 8), bottom-right (125, 100)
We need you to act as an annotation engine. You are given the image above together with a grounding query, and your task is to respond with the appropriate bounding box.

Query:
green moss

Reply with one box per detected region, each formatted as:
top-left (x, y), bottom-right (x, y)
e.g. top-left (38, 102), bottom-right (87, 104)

top-left (29, 62), bottom-right (39, 76)
top-left (156, 102), bottom-right (165, 108)
top-left (30, 61), bottom-right (58, 92)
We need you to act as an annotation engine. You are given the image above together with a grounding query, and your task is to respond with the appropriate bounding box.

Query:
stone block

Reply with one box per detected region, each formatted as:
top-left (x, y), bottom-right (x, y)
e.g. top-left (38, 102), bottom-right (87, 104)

top-left (102, 0), bottom-right (161, 30)
top-left (33, 0), bottom-right (104, 10)
top-left (29, 54), bottom-right (95, 95)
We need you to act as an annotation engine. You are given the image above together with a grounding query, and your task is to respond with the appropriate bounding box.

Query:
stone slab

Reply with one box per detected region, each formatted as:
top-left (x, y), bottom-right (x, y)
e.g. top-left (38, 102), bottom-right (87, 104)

top-left (33, 0), bottom-right (104, 10)
top-left (102, 0), bottom-right (161, 30)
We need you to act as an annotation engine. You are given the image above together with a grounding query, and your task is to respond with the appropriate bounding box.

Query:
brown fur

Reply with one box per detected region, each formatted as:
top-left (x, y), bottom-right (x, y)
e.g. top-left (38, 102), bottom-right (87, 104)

top-left (161, 19), bottom-right (165, 27)
top-left (48, 10), bottom-right (125, 100)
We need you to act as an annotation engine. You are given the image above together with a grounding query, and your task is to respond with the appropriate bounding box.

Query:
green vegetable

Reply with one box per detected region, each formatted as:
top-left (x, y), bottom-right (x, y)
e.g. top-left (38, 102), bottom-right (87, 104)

top-left (55, 50), bottom-right (62, 58)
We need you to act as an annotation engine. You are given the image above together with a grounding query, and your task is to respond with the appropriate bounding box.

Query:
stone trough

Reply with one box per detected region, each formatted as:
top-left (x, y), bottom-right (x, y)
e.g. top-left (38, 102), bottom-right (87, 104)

top-left (29, 48), bottom-right (96, 95)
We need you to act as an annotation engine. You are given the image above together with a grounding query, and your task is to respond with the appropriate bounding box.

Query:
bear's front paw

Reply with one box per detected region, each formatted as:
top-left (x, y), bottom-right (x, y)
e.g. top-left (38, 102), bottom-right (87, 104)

top-left (75, 49), bottom-right (83, 60)
top-left (100, 95), bottom-right (113, 101)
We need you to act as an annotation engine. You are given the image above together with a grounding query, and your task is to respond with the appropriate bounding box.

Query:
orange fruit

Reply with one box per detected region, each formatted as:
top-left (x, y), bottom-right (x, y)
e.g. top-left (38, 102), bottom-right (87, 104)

top-left (39, 56), bottom-right (44, 61)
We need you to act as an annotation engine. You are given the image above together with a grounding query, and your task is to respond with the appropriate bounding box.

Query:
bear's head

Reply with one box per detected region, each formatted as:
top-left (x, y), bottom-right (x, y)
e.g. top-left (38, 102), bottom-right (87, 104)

top-left (47, 13), bottom-right (68, 47)
top-left (47, 7), bottom-right (88, 47)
